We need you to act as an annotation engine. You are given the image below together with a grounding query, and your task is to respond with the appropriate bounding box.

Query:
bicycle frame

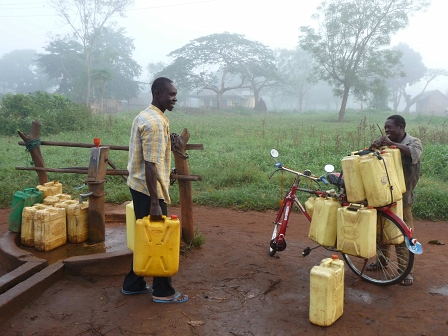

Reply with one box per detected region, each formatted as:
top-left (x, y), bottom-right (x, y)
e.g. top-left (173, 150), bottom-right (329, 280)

top-left (272, 174), bottom-right (327, 251)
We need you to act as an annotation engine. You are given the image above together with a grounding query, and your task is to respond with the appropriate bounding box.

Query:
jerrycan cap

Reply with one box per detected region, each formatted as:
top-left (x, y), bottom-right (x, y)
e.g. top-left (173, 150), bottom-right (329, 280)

top-left (171, 215), bottom-right (179, 220)
top-left (390, 145), bottom-right (397, 148)
top-left (331, 255), bottom-right (339, 260)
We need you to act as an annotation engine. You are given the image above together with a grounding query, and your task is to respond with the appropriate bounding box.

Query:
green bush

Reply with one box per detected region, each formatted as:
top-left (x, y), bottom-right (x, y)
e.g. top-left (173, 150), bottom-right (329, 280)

top-left (0, 92), bottom-right (93, 136)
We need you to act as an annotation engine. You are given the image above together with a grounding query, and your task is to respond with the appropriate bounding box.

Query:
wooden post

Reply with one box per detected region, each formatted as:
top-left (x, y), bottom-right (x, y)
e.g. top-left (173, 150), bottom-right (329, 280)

top-left (172, 128), bottom-right (194, 243)
top-left (17, 121), bottom-right (48, 185)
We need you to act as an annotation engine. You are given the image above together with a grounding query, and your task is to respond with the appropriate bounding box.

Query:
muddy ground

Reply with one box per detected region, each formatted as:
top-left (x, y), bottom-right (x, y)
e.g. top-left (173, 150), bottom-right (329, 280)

top-left (0, 204), bottom-right (447, 336)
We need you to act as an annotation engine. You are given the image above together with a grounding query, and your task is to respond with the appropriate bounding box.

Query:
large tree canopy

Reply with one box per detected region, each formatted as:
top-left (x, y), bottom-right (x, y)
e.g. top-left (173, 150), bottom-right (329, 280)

top-left (49, 0), bottom-right (134, 103)
top-left (159, 32), bottom-right (278, 109)
top-left (299, 0), bottom-right (429, 121)
top-left (0, 49), bottom-right (56, 94)
top-left (38, 27), bottom-right (142, 102)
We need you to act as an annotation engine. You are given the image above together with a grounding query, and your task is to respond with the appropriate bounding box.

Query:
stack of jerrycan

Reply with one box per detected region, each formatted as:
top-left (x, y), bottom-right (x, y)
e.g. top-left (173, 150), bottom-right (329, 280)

top-left (32, 181), bottom-right (67, 252)
top-left (308, 196), bottom-right (341, 247)
top-left (341, 149), bottom-right (404, 207)
top-left (43, 193), bottom-right (72, 206)
top-left (132, 212), bottom-right (181, 277)
top-left (310, 255), bottom-right (344, 326)
top-left (336, 204), bottom-right (377, 258)
top-left (55, 199), bottom-right (89, 243)
top-left (9, 188), bottom-right (43, 232)
top-left (21, 203), bottom-right (50, 247)
top-left (36, 180), bottom-right (63, 199)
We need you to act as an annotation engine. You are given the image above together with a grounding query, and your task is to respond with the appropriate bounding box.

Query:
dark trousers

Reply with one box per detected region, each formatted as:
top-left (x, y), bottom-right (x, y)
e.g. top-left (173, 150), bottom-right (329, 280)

top-left (122, 188), bottom-right (175, 297)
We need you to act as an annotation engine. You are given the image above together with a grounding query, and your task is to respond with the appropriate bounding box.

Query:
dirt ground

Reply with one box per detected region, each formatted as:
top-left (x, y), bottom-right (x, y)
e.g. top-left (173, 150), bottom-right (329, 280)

top-left (0, 204), bottom-right (447, 336)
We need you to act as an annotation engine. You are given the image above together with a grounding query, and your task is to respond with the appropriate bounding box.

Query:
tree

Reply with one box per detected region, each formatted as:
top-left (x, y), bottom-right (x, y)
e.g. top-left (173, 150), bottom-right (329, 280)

top-left (147, 61), bottom-right (167, 84)
top-left (49, 0), bottom-right (134, 104)
top-left (275, 48), bottom-right (316, 112)
top-left (38, 27), bottom-right (142, 102)
top-left (91, 68), bottom-right (113, 111)
top-left (160, 32), bottom-right (278, 109)
top-left (299, 0), bottom-right (430, 121)
top-left (90, 26), bottom-right (142, 101)
top-left (388, 43), bottom-right (427, 112)
top-left (0, 49), bottom-right (56, 94)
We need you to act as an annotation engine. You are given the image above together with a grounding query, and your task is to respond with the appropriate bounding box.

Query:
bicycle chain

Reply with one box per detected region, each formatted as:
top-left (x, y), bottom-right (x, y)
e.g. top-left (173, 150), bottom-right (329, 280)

top-left (170, 132), bottom-right (189, 159)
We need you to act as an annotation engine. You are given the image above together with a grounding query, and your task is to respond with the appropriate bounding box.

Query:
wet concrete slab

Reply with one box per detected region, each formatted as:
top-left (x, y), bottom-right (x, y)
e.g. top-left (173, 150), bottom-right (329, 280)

top-left (0, 206), bottom-right (132, 325)
top-left (18, 224), bottom-right (128, 265)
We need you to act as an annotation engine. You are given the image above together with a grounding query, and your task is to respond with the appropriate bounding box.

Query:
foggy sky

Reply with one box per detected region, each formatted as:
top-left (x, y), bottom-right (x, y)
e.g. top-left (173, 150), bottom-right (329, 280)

top-left (1, 0), bottom-right (447, 91)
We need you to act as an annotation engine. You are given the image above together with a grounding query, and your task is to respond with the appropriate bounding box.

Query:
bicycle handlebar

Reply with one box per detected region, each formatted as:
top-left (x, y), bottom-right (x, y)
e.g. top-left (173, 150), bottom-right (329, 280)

top-left (271, 163), bottom-right (328, 185)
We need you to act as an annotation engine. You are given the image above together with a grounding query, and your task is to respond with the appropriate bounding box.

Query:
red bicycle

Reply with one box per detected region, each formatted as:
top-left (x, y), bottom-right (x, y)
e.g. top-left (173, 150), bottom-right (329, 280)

top-left (268, 148), bottom-right (423, 286)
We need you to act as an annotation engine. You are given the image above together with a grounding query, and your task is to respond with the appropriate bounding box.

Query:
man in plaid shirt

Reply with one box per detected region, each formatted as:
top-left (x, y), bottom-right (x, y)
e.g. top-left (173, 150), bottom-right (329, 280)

top-left (122, 77), bottom-right (188, 303)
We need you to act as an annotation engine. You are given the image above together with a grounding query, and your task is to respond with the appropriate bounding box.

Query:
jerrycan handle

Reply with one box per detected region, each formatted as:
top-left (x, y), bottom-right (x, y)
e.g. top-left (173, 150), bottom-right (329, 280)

top-left (148, 215), bottom-right (166, 223)
top-left (347, 203), bottom-right (362, 211)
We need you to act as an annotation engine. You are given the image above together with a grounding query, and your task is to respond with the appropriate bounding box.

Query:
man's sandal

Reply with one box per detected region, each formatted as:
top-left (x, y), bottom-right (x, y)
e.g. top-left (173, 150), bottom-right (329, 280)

top-left (400, 274), bottom-right (413, 286)
top-left (152, 292), bottom-right (188, 303)
top-left (122, 284), bottom-right (153, 295)
top-left (365, 262), bottom-right (388, 271)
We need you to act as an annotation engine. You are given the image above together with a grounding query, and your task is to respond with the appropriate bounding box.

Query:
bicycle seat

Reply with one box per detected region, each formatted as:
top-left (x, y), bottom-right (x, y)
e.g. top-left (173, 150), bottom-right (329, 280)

top-left (327, 173), bottom-right (345, 189)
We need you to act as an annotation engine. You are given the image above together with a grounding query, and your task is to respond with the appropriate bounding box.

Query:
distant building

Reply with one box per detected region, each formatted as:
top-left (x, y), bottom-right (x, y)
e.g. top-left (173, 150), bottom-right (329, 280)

top-left (190, 88), bottom-right (255, 109)
top-left (415, 90), bottom-right (448, 115)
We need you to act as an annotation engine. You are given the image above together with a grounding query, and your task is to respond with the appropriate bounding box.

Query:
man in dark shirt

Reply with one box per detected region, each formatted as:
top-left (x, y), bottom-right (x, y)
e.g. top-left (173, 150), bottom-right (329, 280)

top-left (371, 114), bottom-right (423, 286)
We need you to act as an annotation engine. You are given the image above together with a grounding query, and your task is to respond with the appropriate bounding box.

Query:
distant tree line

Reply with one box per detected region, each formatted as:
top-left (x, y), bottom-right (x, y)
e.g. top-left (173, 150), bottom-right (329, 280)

top-left (1, 0), bottom-right (447, 121)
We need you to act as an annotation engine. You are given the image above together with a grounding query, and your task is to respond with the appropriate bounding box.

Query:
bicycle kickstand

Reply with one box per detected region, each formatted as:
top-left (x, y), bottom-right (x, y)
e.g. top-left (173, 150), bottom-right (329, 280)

top-left (302, 246), bottom-right (321, 257)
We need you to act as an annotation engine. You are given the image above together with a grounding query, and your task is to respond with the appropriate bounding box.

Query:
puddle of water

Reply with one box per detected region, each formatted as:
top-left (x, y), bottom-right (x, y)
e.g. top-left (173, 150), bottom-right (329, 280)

top-left (19, 225), bottom-right (128, 264)
top-left (345, 287), bottom-right (374, 304)
top-left (429, 285), bottom-right (448, 296)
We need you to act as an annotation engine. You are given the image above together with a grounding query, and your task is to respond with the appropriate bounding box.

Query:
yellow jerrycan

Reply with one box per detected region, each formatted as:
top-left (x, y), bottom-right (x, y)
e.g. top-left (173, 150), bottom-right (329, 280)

top-left (126, 201), bottom-right (136, 250)
top-left (133, 214), bottom-right (181, 277)
top-left (377, 200), bottom-right (404, 245)
top-left (381, 146), bottom-right (406, 194)
top-left (57, 200), bottom-right (89, 243)
top-left (308, 197), bottom-right (341, 247)
top-left (34, 206), bottom-right (67, 252)
top-left (310, 255), bottom-right (344, 327)
top-left (21, 204), bottom-right (49, 247)
top-left (305, 196), bottom-right (316, 218)
top-left (337, 204), bottom-right (377, 258)
top-left (341, 154), bottom-right (366, 203)
top-left (359, 153), bottom-right (402, 207)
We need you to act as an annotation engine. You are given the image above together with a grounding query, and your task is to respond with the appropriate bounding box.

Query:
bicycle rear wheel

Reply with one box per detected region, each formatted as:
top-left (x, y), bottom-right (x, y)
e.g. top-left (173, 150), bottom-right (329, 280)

top-left (342, 211), bottom-right (414, 286)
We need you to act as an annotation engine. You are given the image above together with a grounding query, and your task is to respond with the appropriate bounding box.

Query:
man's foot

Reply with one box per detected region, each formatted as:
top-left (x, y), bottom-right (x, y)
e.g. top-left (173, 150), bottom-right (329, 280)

top-left (400, 274), bottom-right (413, 286)
top-left (366, 262), bottom-right (388, 271)
top-left (152, 292), bottom-right (188, 303)
top-left (122, 284), bottom-right (153, 295)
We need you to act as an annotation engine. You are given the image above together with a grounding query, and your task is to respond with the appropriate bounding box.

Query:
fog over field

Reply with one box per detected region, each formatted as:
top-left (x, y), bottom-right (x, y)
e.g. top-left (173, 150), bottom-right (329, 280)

top-left (1, 0), bottom-right (447, 108)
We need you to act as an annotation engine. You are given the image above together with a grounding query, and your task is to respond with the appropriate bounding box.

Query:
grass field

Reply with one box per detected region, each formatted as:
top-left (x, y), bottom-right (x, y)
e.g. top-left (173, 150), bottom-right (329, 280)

top-left (1, 108), bottom-right (447, 221)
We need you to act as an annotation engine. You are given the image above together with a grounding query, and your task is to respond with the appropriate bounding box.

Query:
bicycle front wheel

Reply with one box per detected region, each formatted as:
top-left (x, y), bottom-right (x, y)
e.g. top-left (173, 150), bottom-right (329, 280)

top-left (342, 211), bottom-right (414, 286)
top-left (269, 222), bottom-right (281, 256)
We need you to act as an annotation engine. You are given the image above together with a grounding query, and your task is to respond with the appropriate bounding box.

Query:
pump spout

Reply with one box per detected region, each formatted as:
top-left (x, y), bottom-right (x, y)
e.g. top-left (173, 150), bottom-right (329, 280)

top-left (79, 191), bottom-right (93, 204)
